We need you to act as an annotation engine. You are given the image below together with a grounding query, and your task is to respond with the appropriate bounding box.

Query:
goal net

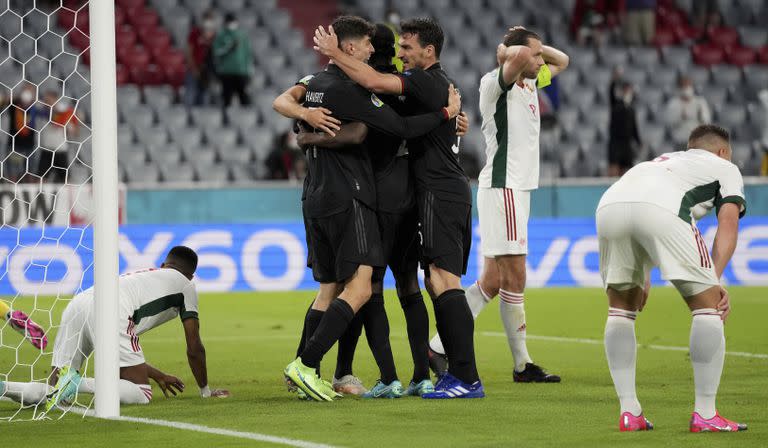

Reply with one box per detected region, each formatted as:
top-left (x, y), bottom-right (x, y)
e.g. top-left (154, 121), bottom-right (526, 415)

top-left (0, 0), bottom-right (119, 420)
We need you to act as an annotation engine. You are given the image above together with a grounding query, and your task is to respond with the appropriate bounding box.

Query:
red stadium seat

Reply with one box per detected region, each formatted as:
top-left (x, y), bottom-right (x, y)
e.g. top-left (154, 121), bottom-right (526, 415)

top-left (759, 46), bottom-right (768, 64)
top-left (726, 46), bottom-right (757, 66)
top-left (115, 8), bottom-right (126, 26)
top-left (58, 8), bottom-right (75, 30)
top-left (120, 47), bottom-right (151, 70)
top-left (131, 64), bottom-right (165, 85)
top-left (116, 64), bottom-right (130, 85)
top-left (116, 0), bottom-right (144, 10)
top-left (676, 25), bottom-right (704, 42)
top-left (129, 9), bottom-right (159, 28)
top-left (706, 27), bottom-right (740, 50)
top-left (163, 63), bottom-right (185, 87)
top-left (137, 26), bottom-right (171, 50)
top-left (692, 44), bottom-right (724, 66)
top-left (116, 27), bottom-right (137, 47)
top-left (652, 28), bottom-right (678, 47)
top-left (68, 28), bottom-right (90, 51)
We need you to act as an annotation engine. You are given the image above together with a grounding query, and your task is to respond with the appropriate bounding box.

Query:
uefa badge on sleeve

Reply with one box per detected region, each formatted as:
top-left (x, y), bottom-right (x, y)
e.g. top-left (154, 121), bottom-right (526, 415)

top-left (371, 93), bottom-right (384, 108)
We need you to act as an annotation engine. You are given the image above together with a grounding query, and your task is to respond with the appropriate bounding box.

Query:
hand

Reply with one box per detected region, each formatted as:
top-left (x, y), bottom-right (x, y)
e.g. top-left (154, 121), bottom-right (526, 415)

top-left (154, 374), bottom-right (185, 398)
top-left (300, 107), bottom-right (341, 137)
top-left (445, 84), bottom-right (461, 119)
top-left (496, 43), bottom-right (506, 66)
top-left (456, 111), bottom-right (469, 136)
top-left (313, 25), bottom-right (339, 57)
top-left (717, 286), bottom-right (731, 322)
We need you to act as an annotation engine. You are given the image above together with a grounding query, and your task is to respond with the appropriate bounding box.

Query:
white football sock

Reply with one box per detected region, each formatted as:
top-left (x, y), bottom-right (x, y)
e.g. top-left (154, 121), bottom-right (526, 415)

top-left (605, 307), bottom-right (642, 416)
top-left (499, 289), bottom-right (533, 371)
top-left (690, 309), bottom-right (724, 420)
top-left (79, 378), bottom-right (152, 404)
top-left (0, 381), bottom-right (50, 405)
top-left (429, 281), bottom-right (493, 355)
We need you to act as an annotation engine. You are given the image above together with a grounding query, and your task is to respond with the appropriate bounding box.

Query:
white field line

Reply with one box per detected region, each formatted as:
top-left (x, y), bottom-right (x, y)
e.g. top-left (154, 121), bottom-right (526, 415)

top-left (72, 408), bottom-right (340, 448)
top-left (480, 331), bottom-right (768, 359)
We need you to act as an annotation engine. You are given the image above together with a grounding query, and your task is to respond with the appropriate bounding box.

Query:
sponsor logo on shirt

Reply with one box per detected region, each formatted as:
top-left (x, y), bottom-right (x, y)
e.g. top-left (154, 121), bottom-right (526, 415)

top-left (298, 74), bottom-right (314, 86)
top-left (371, 93), bottom-right (384, 107)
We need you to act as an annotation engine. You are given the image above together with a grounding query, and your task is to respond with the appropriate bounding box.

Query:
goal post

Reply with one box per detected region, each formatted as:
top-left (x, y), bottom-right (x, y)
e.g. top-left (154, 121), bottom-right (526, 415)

top-left (89, 0), bottom-right (120, 418)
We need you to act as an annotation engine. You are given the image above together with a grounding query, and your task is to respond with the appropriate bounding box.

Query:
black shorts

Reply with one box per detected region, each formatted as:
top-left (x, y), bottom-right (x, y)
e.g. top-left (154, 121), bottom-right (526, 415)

top-left (375, 206), bottom-right (419, 282)
top-left (417, 191), bottom-right (472, 277)
top-left (305, 200), bottom-right (385, 284)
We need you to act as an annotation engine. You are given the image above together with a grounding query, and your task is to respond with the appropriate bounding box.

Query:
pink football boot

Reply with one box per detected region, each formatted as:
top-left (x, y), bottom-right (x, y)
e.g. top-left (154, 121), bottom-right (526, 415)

top-left (690, 412), bottom-right (747, 433)
top-left (619, 412), bottom-right (654, 431)
top-left (8, 310), bottom-right (48, 350)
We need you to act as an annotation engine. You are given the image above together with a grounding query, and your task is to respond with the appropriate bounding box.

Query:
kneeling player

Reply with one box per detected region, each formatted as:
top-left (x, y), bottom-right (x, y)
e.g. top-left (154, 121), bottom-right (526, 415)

top-left (597, 124), bottom-right (746, 432)
top-left (0, 246), bottom-right (229, 410)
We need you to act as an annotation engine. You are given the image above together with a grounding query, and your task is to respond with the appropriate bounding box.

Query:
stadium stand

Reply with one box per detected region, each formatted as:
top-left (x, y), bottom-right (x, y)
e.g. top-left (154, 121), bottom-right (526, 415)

top-left (6, 0), bottom-right (761, 185)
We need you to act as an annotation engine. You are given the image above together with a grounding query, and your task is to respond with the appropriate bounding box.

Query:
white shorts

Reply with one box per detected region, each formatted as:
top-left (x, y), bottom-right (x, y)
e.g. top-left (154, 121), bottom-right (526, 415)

top-left (52, 292), bottom-right (146, 371)
top-left (596, 202), bottom-right (719, 292)
top-left (477, 187), bottom-right (530, 256)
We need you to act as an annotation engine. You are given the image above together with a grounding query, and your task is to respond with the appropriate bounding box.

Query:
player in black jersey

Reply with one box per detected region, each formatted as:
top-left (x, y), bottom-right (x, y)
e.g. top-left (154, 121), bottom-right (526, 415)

top-left (294, 23), bottom-right (469, 397)
top-left (277, 16), bottom-right (462, 402)
top-left (314, 18), bottom-right (484, 398)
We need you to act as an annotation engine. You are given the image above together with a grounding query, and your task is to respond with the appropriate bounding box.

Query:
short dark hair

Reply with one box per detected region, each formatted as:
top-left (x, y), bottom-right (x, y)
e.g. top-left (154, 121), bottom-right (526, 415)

top-left (503, 28), bottom-right (542, 47)
top-left (165, 246), bottom-right (198, 277)
top-left (331, 15), bottom-right (375, 49)
top-left (369, 23), bottom-right (396, 70)
top-left (688, 124), bottom-right (730, 147)
top-left (400, 17), bottom-right (444, 57)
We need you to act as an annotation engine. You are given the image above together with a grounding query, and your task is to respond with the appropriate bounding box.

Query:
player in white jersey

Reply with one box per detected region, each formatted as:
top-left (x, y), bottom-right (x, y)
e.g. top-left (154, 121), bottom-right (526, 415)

top-left (427, 27), bottom-right (569, 383)
top-left (0, 246), bottom-right (229, 411)
top-left (597, 124), bottom-right (747, 432)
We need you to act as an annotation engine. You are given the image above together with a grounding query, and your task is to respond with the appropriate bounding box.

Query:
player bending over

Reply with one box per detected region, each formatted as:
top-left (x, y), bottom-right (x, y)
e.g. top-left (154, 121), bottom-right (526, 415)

top-left (0, 299), bottom-right (47, 350)
top-left (598, 124), bottom-right (746, 432)
top-left (0, 246), bottom-right (229, 410)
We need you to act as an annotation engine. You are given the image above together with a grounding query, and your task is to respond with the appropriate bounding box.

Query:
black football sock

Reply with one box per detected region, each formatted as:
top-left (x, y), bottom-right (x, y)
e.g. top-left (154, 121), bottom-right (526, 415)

top-left (300, 307), bottom-right (325, 374)
top-left (399, 291), bottom-right (430, 383)
top-left (295, 302), bottom-right (313, 358)
top-left (434, 289), bottom-right (479, 384)
top-left (300, 298), bottom-right (355, 369)
top-left (361, 294), bottom-right (398, 384)
top-left (335, 312), bottom-right (363, 379)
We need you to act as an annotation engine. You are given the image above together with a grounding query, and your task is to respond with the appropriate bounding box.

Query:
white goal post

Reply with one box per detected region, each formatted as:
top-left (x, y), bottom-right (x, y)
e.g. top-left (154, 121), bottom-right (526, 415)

top-left (89, 0), bottom-right (120, 418)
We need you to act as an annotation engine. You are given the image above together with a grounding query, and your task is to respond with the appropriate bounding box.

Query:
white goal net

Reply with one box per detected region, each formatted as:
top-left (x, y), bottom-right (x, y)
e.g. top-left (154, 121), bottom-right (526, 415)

top-left (0, 0), bottom-right (119, 420)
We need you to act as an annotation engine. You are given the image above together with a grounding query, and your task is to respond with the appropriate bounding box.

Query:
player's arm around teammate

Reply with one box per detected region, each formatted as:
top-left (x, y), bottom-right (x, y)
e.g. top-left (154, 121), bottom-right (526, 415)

top-left (273, 83), bottom-right (341, 136)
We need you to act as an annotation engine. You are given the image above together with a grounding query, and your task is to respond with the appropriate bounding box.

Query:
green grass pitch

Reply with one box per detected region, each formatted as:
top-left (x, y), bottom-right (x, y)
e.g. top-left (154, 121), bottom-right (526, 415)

top-left (2, 287), bottom-right (767, 447)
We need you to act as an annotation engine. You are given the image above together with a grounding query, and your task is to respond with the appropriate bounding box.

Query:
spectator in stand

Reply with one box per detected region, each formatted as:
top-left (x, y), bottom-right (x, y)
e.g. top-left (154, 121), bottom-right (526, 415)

top-left (39, 90), bottom-right (82, 183)
top-left (690, 0), bottom-right (719, 30)
top-left (664, 75), bottom-right (711, 149)
top-left (3, 84), bottom-right (42, 183)
top-left (265, 131), bottom-right (302, 180)
top-left (185, 10), bottom-right (217, 107)
top-left (571, 0), bottom-right (623, 46)
top-left (608, 81), bottom-right (641, 176)
top-left (623, 0), bottom-right (656, 46)
top-left (212, 12), bottom-right (253, 108)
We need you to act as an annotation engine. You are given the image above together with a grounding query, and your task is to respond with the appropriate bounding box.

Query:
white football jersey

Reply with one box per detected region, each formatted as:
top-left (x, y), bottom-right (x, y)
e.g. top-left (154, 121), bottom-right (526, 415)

top-left (81, 268), bottom-right (199, 335)
top-left (598, 149), bottom-right (747, 224)
top-left (477, 68), bottom-right (541, 190)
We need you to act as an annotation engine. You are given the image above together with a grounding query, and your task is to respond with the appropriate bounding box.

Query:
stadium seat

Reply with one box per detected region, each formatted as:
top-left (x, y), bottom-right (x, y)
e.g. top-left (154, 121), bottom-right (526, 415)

top-left (127, 162), bottom-right (161, 184)
top-left (629, 47), bottom-right (660, 66)
top-left (164, 106), bottom-right (190, 131)
top-left (161, 162), bottom-right (195, 183)
top-left (245, 129), bottom-right (275, 160)
top-left (173, 127), bottom-right (204, 149)
top-left (726, 46), bottom-right (757, 66)
top-left (687, 66), bottom-right (712, 88)
top-left (218, 145), bottom-right (253, 164)
top-left (599, 46), bottom-right (630, 68)
top-left (738, 26), bottom-right (768, 48)
top-left (206, 128), bottom-right (239, 149)
top-left (717, 104), bottom-right (748, 130)
top-left (195, 162), bottom-right (230, 183)
top-left (652, 28), bottom-right (678, 47)
top-left (706, 27), bottom-right (741, 50)
top-left (643, 124), bottom-right (667, 153)
top-left (660, 46), bottom-right (693, 70)
top-left (117, 85), bottom-right (142, 108)
top-left (711, 65), bottom-right (743, 86)
top-left (190, 107), bottom-right (225, 130)
top-left (150, 143), bottom-right (183, 165)
top-left (143, 85), bottom-right (176, 111)
top-left (692, 44), bottom-right (725, 66)
top-left (125, 107), bottom-right (155, 130)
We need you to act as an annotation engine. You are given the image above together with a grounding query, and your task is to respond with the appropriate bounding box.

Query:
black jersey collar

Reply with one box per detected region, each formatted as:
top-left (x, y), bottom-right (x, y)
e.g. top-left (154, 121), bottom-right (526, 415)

top-left (425, 62), bottom-right (442, 72)
top-left (325, 64), bottom-right (350, 79)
